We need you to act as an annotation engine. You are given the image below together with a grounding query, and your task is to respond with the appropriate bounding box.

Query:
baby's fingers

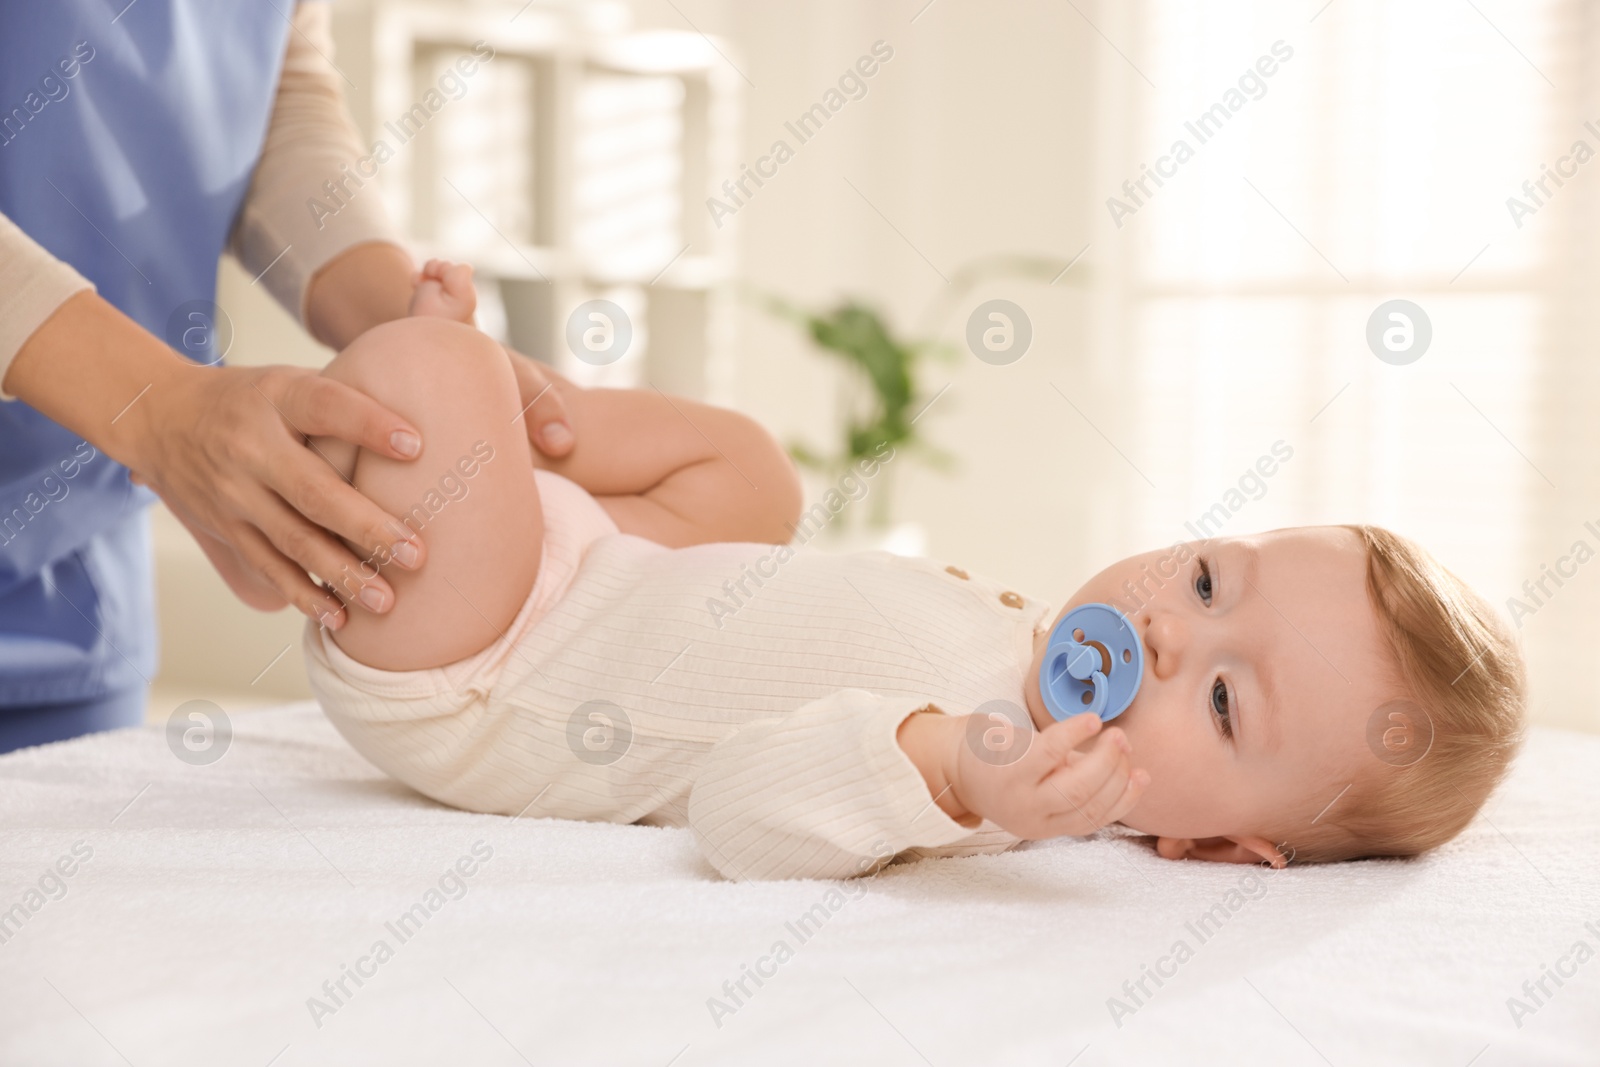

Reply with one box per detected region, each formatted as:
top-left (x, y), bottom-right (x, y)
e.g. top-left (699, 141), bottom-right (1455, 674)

top-left (1034, 712), bottom-right (1103, 768)
top-left (1099, 767), bottom-right (1149, 827)
top-left (1054, 755), bottom-right (1147, 837)
top-left (1070, 753), bottom-right (1142, 824)
top-left (1041, 730), bottom-right (1128, 811)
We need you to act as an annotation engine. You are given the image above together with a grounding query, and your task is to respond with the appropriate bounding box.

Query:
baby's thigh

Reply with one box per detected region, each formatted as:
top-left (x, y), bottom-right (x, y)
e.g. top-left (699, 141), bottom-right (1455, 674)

top-left (307, 434), bottom-right (359, 484)
top-left (312, 319), bottom-right (544, 671)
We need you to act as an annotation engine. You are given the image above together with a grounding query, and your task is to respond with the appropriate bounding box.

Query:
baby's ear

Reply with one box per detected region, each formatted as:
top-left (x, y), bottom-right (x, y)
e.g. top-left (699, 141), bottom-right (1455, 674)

top-left (1155, 835), bottom-right (1286, 867)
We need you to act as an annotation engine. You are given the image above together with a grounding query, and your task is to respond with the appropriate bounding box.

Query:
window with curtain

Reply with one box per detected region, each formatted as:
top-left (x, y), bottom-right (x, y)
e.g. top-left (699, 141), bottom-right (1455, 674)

top-left (1099, 0), bottom-right (1594, 728)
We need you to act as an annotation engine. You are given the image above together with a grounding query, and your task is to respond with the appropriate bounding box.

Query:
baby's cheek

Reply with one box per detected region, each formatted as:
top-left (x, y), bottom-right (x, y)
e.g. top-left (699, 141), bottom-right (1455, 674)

top-left (1125, 725), bottom-right (1185, 787)
top-left (1116, 699), bottom-right (1168, 757)
top-left (1119, 712), bottom-right (1213, 816)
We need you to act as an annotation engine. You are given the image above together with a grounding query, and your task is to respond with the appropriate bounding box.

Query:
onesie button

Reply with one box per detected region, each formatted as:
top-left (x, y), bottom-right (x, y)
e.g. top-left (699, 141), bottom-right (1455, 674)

top-left (945, 566), bottom-right (969, 580)
top-left (999, 591), bottom-right (1025, 609)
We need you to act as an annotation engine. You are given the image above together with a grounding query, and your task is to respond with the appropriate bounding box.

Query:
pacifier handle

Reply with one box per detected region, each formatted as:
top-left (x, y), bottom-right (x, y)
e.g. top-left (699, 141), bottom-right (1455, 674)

top-left (1064, 643), bottom-right (1109, 718)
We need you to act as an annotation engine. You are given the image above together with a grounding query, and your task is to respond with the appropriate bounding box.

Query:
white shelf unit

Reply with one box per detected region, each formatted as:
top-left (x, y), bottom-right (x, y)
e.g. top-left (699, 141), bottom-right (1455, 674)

top-left (334, 1), bottom-right (740, 399)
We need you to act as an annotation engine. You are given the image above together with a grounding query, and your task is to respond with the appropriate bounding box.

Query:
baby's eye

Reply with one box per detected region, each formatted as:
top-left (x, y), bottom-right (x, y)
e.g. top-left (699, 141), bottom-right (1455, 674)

top-left (1210, 677), bottom-right (1233, 739)
top-left (1194, 557), bottom-right (1214, 605)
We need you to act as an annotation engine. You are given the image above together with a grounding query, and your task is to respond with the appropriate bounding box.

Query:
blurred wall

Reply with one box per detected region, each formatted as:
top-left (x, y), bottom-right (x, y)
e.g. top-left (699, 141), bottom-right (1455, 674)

top-left (628, 0), bottom-right (1103, 597)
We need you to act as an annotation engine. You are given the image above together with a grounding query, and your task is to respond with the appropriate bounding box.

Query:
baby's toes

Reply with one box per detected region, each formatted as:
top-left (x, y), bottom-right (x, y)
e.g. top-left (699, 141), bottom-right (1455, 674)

top-left (442, 263), bottom-right (477, 306)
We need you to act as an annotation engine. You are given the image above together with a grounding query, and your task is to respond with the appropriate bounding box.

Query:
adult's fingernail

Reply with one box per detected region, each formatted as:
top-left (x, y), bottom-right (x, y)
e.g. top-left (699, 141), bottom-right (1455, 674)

top-left (541, 422), bottom-right (573, 450)
top-left (359, 585), bottom-right (387, 612)
top-left (391, 430), bottom-right (421, 458)
top-left (392, 540), bottom-right (420, 568)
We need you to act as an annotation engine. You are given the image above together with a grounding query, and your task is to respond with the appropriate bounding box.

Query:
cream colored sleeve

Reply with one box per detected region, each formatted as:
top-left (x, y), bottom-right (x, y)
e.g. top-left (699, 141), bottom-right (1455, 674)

top-left (228, 0), bottom-right (405, 326)
top-left (687, 689), bottom-right (1021, 882)
top-left (0, 210), bottom-right (95, 401)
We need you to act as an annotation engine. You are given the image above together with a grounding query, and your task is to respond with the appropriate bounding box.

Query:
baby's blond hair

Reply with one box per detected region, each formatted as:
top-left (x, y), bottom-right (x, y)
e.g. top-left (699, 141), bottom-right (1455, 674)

top-left (1280, 525), bottom-right (1527, 863)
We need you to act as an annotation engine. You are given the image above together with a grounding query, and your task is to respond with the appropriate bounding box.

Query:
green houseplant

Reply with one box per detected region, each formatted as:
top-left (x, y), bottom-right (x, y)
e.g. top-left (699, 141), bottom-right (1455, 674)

top-left (760, 294), bottom-right (955, 529)
top-left (759, 253), bottom-right (1090, 532)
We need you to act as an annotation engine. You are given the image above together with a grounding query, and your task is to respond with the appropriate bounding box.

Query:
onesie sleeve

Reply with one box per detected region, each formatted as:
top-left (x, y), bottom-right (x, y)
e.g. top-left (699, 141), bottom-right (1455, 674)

top-left (0, 209), bottom-right (95, 400)
top-left (227, 0), bottom-right (405, 327)
top-left (687, 688), bottom-right (1021, 881)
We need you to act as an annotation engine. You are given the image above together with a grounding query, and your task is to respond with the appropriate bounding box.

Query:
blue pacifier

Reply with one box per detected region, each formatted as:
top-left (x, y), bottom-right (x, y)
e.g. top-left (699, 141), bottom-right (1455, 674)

top-left (1040, 603), bottom-right (1145, 723)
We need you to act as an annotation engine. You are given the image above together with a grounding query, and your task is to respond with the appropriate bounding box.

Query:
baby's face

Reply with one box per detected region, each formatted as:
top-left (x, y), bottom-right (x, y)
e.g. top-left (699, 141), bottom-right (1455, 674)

top-left (1023, 527), bottom-right (1395, 854)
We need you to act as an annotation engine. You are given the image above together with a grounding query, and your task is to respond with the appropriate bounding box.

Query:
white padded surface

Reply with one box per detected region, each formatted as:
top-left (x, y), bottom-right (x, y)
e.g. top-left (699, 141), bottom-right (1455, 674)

top-left (1, 703), bottom-right (1596, 1066)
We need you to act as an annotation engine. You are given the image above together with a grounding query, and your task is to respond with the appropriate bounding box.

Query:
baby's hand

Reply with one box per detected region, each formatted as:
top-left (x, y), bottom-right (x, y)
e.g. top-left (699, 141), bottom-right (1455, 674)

top-left (949, 712), bottom-right (1148, 840)
top-left (409, 258), bottom-right (477, 323)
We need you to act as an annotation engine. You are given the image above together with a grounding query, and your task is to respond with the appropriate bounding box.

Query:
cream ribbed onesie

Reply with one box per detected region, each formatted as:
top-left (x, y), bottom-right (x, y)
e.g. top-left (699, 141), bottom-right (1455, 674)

top-left (304, 469), bottom-right (1056, 881)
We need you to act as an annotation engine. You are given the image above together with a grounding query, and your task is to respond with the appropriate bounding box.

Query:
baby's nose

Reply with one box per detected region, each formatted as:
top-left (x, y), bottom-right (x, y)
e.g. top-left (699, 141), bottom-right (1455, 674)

top-left (1142, 611), bottom-right (1188, 678)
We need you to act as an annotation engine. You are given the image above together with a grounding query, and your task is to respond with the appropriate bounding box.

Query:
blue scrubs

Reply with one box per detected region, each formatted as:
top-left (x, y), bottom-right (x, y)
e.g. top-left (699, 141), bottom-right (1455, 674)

top-left (0, 2), bottom-right (292, 750)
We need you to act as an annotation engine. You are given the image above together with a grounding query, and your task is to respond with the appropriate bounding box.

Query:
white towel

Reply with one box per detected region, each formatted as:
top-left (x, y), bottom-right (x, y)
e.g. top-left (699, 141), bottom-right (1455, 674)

top-left (1, 703), bottom-right (1596, 1065)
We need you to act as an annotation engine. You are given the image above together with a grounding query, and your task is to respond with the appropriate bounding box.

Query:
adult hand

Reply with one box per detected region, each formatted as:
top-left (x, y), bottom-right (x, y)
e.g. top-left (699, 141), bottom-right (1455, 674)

top-left (10, 268), bottom-right (576, 628)
top-left (128, 361), bottom-right (429, 628)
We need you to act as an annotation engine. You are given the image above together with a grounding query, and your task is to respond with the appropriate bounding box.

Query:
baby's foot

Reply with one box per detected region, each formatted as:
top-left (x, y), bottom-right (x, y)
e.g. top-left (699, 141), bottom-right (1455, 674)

top-left (409, 258), bottom-right (478, 324)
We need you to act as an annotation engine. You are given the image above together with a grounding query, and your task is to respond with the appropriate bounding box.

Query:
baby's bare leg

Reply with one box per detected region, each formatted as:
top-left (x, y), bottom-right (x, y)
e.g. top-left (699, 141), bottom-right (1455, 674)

top-left (310, 318), bottom-right (543, 671)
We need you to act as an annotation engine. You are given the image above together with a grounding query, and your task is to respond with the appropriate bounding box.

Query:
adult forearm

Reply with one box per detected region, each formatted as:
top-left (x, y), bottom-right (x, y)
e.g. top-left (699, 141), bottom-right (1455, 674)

top-left (303, 241), bottom-right (416, 350)
top-left (3, 290), bottom-right (183, 470)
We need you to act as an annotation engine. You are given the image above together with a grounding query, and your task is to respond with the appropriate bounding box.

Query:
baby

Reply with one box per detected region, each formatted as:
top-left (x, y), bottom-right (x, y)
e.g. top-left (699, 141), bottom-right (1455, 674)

top-left (208, 261), bottom-right (1529, 880)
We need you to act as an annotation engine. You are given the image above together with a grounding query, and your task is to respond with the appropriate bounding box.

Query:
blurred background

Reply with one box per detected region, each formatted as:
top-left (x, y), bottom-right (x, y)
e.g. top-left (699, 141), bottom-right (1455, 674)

top-left (152, 0), bottom-right (1600, 734)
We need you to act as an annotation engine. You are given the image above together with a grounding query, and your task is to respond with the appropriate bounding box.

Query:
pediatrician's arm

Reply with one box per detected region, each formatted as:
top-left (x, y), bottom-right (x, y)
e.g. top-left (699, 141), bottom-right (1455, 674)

top-left (12, 2), bottom-right (575, 631)
top-left (1, 4), bottom-right (577, 628)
